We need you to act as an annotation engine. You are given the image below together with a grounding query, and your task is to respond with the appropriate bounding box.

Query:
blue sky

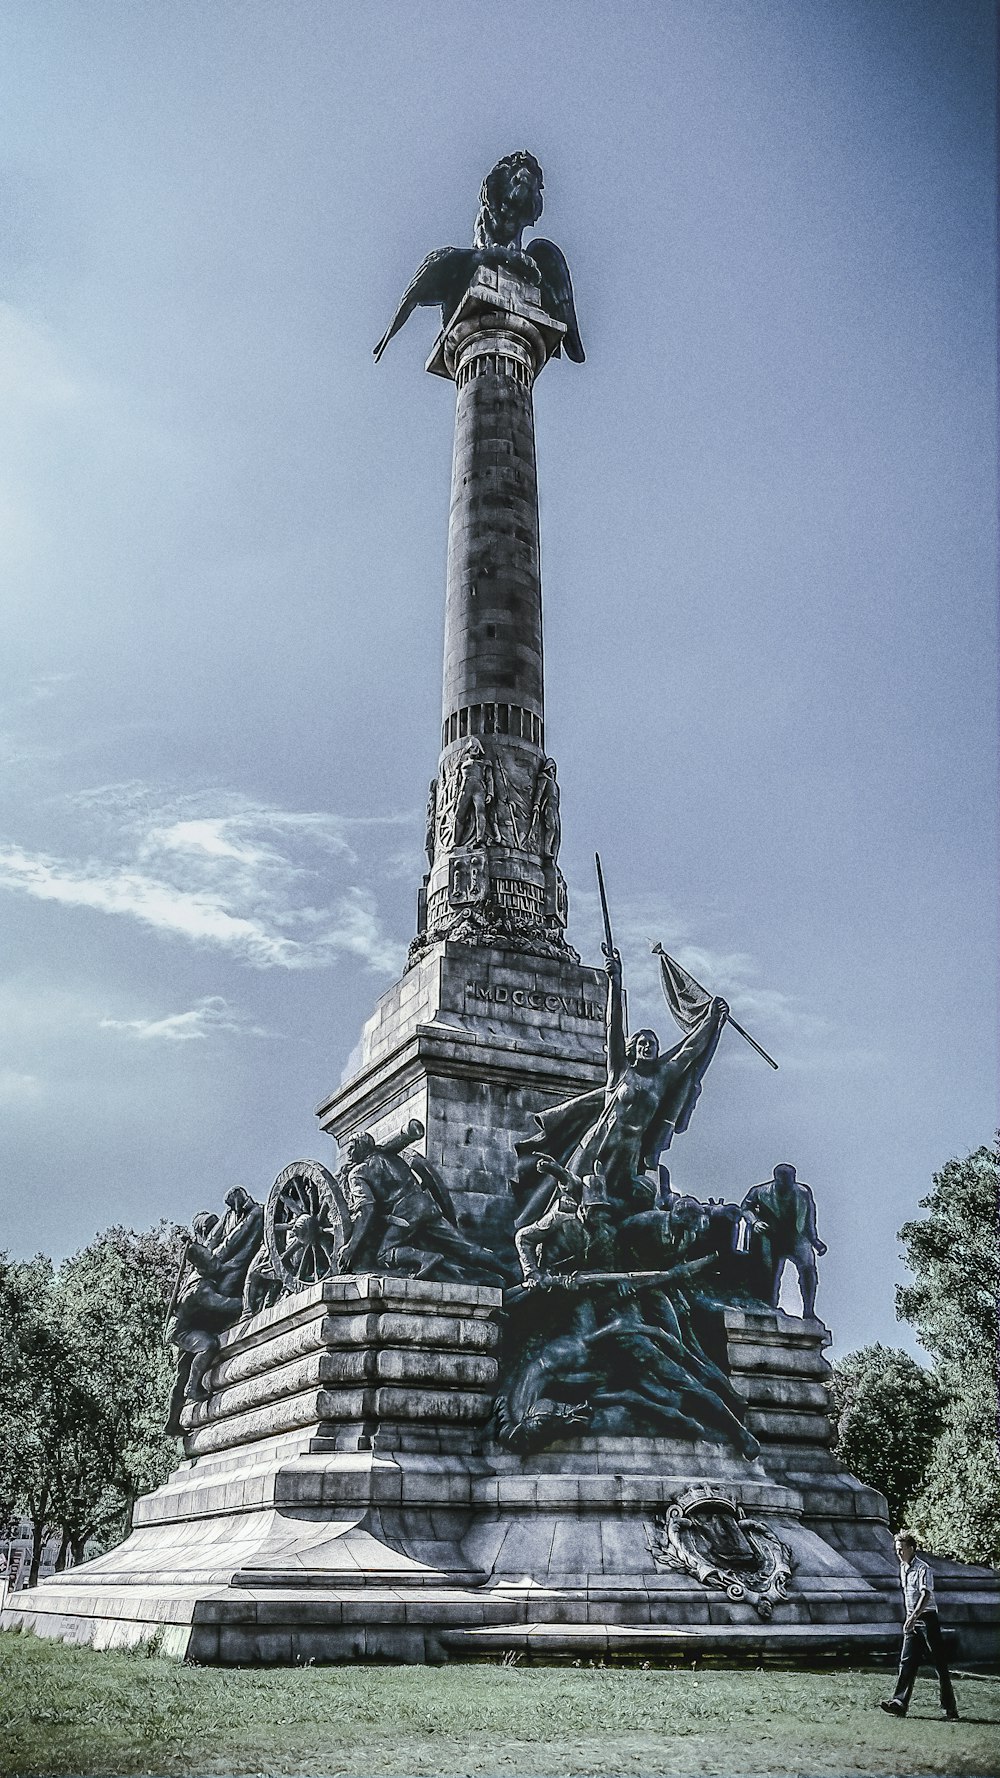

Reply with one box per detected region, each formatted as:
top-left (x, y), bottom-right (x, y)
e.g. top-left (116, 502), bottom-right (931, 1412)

top-left (1, 0), bottom-right (995, 1359)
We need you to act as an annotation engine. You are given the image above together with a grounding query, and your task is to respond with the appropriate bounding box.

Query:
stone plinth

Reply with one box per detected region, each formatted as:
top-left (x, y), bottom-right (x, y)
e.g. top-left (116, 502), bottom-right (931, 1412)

top-left (178, 1274), bottom-right (502, 1458)
top-left (726, 1309), bottom-right (837, 1449)
top-left (316, 940), bottom-right (606, 1232)
top-left (6, 1296), bottom-right (998, 1664)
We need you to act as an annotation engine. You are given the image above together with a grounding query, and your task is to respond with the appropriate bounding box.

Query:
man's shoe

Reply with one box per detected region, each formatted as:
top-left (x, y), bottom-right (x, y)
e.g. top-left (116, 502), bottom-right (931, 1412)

top-left (879, 1700), bottom-right (905, 1716)
top-left (944, 1708), bottom-right (960, 1720)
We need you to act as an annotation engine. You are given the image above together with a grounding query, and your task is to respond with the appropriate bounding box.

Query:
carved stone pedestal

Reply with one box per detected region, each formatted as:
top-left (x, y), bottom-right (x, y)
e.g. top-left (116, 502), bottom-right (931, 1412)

top-left (316, 940), bottom-right (606, 1234)
top-left (7, 1291), bottom-right (998, 1663)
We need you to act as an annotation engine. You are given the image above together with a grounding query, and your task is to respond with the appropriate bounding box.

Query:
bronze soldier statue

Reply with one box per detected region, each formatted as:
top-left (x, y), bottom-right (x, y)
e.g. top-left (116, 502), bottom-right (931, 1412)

top-left (741, 1163), bottom-right (827, 1318)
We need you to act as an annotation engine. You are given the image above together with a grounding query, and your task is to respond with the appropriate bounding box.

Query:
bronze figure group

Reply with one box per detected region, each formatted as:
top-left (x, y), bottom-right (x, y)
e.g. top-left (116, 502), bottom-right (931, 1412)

top-left (167, 934), bottom-right (824, 1457)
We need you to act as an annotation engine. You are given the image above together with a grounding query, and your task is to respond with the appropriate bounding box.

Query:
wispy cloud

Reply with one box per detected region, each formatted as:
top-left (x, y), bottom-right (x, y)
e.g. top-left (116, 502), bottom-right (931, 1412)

top-left (100, 995), bottom-right (273, 1043)
top-left (569, 883), bottom-right (872, 1071)
top-left (0, 303), bottom-right (89, 413)
top-left (0, 784), bottom-right (412, 971)
top-left (0, 1068), bottom-right (42, 1105)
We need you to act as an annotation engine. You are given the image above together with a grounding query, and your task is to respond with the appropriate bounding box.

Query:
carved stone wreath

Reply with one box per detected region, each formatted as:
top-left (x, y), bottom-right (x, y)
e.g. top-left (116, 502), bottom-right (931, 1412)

top-left (647, 1485), bottom-right (794, 1620)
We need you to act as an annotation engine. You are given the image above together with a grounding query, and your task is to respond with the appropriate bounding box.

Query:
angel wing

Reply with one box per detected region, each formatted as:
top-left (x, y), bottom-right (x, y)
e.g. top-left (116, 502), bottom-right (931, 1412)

top-left (373, 247), bottom-right (479, 362)
top-left (524, 237), bottom-right (585, 363)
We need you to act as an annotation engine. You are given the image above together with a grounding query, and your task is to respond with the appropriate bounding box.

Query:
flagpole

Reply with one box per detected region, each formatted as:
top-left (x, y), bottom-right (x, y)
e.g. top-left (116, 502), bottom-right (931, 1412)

top-left (650, 941), bottom-right (779, 1070)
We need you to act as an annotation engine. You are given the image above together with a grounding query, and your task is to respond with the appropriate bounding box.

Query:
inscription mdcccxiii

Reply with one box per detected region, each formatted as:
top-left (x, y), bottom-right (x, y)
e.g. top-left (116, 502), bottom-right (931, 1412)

top-left (466, 981), bottom-right (601, 1022)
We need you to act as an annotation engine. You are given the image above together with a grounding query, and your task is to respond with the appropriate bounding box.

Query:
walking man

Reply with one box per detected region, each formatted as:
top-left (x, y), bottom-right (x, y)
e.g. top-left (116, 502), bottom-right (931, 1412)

top-left (880, 1531), bottom-right (959, 1719)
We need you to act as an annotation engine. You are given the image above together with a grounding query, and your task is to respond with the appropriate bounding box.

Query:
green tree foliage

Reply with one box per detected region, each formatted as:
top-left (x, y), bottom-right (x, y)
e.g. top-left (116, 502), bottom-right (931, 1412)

top-left (895, 1143), bottom-right (1000, 1566)
top-left (0, 1223), bottom-right (185, 1578)
top-left (57, 1225), bottom-right (184, 1549)
top-left (0, 1254), bottom-right (64, 1582)
top-left (831, 1344), bottom-right (946, 1529)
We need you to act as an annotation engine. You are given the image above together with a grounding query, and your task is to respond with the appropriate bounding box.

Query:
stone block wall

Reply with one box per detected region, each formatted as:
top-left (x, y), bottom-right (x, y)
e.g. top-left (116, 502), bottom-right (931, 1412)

top-left (179, 1276), bottom-right (502, 1460)
top-left (316, 940), bottom-right (606, 1233)
top-left (725, 1309), bottom-right (836, 1451)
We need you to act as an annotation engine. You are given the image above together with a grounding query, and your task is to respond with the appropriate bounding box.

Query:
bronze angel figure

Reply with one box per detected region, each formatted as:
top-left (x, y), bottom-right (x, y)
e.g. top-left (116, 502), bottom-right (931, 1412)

top-left (373, 150), bottom-right (584, 365)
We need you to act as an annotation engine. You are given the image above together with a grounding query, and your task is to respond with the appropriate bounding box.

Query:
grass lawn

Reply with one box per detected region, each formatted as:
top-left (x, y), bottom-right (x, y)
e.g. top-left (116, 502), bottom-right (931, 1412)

top-left (1, 1630), bottom-right (997, 1777)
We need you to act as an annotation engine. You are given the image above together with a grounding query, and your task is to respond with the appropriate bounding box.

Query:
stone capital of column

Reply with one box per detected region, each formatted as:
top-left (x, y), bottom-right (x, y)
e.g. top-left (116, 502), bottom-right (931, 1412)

top-left (425, 266), bottom-right (567, 383)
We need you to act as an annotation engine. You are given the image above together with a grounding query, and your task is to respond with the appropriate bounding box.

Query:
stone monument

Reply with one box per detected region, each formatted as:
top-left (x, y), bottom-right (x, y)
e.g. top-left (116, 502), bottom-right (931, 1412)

top-left (5, 153), bottom-right (998, 1664)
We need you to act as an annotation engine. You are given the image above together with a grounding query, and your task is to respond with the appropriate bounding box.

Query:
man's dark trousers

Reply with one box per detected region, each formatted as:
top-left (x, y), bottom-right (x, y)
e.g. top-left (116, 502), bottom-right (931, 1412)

top-left (890, 1611), bottom-right (957, 1714)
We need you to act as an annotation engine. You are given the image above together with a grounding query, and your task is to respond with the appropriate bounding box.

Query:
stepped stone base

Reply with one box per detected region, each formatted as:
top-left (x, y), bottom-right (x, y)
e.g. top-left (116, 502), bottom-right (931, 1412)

top-left (5, 1285), bottom-right (999, 1664)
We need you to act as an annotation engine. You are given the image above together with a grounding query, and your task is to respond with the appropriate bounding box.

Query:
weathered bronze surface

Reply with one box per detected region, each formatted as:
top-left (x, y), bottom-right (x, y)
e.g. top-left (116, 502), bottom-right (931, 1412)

top-left (373, 152), bottom-right (584, 364)
top-left (742, 1163), bottom-right (827, 1318)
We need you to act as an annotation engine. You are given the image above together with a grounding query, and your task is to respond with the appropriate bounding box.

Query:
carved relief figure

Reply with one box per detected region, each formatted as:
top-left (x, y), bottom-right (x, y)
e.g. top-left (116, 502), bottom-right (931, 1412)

top-left (424, 778), bottom-right (437, 868)
top-left (436, 757), bottom-right (457, 849)
top-left (452, 740), bottom-right (499, 847)
top-left (490, 750), bottom-right (524, 848)
top-left (527, 757), bottom-right (561, 860)
top-left (449, 850), bottom-right (488, 906)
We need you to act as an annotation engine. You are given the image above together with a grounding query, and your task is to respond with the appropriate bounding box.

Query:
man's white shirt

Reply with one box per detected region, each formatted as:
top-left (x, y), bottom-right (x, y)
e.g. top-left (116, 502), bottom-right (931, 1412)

top-left (900, 1556), bottom-right (935, 1619)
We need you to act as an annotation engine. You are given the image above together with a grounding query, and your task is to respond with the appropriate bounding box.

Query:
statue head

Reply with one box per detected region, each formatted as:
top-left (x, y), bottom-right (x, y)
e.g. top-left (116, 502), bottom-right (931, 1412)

top-left (191, 1211), bottom-right (218, 1242)
top-left (671, 1195), bottom-right (709, 1242)
top-left (345, 1131), bottom-right (377, 1166)
top-left (474, 151), bottom-right (544, 250)
top-left (224, 1186), bottom-right (252, 1217)
top-left (626, 1028), bottom-right (660, 1066)
top-left (773, 1163), bottom-right (797, 1186)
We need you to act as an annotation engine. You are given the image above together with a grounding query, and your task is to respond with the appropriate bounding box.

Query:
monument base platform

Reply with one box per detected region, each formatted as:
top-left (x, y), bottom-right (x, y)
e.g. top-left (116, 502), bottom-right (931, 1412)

top-left (5, 1282), bottom-right (998, 1665)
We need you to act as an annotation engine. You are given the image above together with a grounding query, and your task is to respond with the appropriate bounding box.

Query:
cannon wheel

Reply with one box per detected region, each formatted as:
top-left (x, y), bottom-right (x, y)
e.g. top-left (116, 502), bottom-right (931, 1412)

top-left (265, 1160), bottom-right (348, 1291)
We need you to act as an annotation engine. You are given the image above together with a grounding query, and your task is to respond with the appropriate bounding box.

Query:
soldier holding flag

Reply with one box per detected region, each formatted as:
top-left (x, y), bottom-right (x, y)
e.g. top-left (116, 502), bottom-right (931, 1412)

top-left (516, 876), bottom-right (730, 1217)
top-left (565, 945), bottom-right (730, 1203)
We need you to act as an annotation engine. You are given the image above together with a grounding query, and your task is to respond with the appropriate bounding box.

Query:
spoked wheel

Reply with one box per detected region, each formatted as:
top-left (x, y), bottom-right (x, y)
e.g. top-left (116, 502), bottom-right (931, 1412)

top-left (265, 1160), bottom-right (348, 1291)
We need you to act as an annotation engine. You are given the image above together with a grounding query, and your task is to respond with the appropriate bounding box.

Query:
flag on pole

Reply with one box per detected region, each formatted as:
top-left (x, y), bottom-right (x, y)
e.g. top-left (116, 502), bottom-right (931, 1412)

top-left (653, 945), bottom-right (714, 1033)
top-left (651, 941), bottom-right (780, 1069)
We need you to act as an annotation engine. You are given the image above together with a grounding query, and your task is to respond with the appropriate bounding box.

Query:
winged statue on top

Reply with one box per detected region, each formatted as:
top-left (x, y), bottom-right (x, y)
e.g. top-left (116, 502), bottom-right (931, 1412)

top-left (373, 150), bottom-right (585, 364)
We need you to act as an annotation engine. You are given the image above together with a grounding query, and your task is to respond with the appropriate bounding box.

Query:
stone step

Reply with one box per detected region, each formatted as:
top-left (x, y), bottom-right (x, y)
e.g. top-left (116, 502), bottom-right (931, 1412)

top-left (747, 1407), bottom-right (835, 1444)
top-left (231, 1566), bottom-right (490, 1589)
top-left (441, 1620), bottom-right (901, 1662)
top-left (732, 1374), bottom-right (832, 1410)
top-left (210, 1311), bottom-right (499, 1392)
top-left (183, 1384), bottom-right (496, 1457)
top-left (470, 1474), bottom-right (799, 1512)
top-left (727, 1341), bottom-right (833, 1377)
top-left (191, 1346), bottom-right (499, 1427)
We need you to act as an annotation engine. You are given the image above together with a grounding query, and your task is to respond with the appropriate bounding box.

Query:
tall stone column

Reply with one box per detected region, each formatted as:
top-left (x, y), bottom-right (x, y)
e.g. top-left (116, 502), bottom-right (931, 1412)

top-left (318, 266), bottom-right (605, 1231)
top-left (417, 265), bottom-right (570, 961)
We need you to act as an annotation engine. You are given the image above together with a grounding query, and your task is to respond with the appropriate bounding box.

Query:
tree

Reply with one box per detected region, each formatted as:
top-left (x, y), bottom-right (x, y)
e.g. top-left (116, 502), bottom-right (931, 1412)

top-left (0, 1254), bottom-right (71, 1584)
top-left (0, 1223), bottom-right (186, 1577)
top-left (831, 1344), bottom-right (946, 1529)
top-left (896, 1143), bottom-right (1000, 1566)
top-left (55, 1223), bottom-right (186, 1559)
